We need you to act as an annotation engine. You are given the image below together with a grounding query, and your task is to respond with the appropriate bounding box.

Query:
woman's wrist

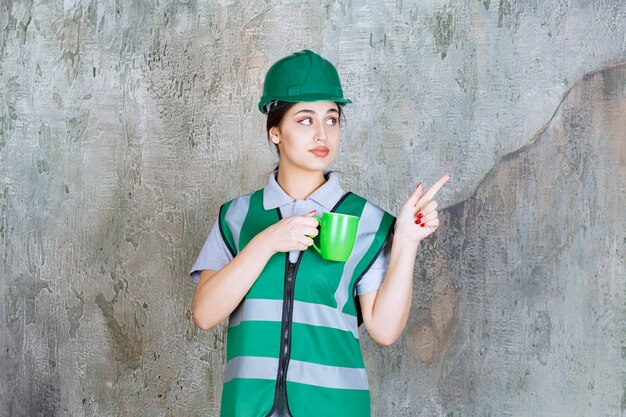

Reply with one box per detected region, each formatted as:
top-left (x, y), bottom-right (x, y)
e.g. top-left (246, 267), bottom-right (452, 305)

top-left (246, 231), bottom-right (276, 260)
top-left (392, 228), bottom-right (422, 251)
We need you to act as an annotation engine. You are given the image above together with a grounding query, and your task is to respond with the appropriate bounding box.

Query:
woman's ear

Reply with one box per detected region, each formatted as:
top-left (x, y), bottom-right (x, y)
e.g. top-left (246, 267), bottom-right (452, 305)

top-left (269, 126), bottom-right (280, 144)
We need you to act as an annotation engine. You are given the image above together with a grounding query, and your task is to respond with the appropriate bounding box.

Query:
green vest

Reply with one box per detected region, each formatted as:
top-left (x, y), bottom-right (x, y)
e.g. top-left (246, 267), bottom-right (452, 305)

top-left (217, 188), bottom-right (395, 417)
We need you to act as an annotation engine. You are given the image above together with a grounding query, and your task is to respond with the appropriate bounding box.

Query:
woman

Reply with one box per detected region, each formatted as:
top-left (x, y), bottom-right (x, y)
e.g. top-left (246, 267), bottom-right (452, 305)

top-left (190, 50), bottom-right (450, 417)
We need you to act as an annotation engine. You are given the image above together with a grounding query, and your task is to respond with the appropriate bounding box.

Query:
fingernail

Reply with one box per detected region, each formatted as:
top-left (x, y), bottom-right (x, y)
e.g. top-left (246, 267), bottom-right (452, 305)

top-left (420, 223), bottom-right (425, 228)
top-left (415, 219), bottom-right (421, 224)
top-left (416, 182), bottom-right (422, 189)
top-left (308, 210), bottom-right (316, 214)
top-left (417, 213), bottom-right (423, 218)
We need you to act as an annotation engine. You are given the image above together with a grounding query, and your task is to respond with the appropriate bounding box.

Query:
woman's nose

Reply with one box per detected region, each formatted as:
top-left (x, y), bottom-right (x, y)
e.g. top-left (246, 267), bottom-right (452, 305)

top-left (315, 123), bottom-right (327, 141)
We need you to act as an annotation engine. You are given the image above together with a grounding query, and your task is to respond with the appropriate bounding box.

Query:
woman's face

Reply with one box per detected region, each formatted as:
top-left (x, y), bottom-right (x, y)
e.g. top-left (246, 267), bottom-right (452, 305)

top-left (270, 101), bottom-right (340, 173)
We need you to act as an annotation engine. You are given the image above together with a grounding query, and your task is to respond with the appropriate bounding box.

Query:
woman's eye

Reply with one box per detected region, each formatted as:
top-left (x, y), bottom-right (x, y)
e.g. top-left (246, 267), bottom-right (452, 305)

top-left (326, 118), bottom-right (337, 126)
top-left (299, 118), bottom-right (312, 125)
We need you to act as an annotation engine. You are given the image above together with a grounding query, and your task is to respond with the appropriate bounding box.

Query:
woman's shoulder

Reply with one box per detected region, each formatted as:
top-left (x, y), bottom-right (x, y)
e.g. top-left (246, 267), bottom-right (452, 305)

top-left (220, 189), bottom-right (260, 207)
top-left (343, 191), bottom-right (395, 219)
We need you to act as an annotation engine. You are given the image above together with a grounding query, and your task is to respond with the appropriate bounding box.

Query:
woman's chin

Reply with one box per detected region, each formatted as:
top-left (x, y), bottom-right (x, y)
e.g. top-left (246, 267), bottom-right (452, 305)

top-left (308, 160), bottom-right (334, 172)
top-left (312, 155), bottom-right (335, 169)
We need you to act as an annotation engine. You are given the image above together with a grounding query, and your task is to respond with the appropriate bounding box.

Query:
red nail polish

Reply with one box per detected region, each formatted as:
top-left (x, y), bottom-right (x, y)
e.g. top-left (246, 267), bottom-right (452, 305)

top-left (417, 213), bottom-right (423, 218)
top-left (415, 219), bottom-right (421, 224)
top-left (420, 223), bottom-right (425, 228)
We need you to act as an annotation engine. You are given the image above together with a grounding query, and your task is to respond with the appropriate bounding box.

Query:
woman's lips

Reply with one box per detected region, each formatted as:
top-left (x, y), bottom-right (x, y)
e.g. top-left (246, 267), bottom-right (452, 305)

top-left (310, 147), bottom-right (330, 157)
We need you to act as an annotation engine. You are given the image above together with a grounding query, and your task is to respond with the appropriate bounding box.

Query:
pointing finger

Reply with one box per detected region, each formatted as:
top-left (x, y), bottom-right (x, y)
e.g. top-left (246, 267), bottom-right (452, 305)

top-left (418, 174), bottom-right (451, 205)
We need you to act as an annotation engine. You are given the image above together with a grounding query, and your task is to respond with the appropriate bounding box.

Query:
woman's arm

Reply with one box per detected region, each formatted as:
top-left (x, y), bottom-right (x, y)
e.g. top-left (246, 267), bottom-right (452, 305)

top-left (192, 235), bottom-right (275, 330)
top-left (191, 211), bottom-right (319, 330)
top-left (360, 174), bottom-right (450, 345)
top-left (359, 232), bottom-right (419, 345)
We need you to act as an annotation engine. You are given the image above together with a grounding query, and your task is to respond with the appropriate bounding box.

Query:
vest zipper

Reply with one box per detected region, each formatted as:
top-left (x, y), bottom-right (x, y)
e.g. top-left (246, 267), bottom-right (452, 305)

top-left (279, 260), bottom-right (296, 391)
top-left (267, 254), bottom-right (303, 417)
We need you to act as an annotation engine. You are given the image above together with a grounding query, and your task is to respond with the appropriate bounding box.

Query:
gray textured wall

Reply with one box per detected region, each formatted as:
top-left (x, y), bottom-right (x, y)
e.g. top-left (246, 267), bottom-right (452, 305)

top-left (1, 1), bottom-right (625, 416)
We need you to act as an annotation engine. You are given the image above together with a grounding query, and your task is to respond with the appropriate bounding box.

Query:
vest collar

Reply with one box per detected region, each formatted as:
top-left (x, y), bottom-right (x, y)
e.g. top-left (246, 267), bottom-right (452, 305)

top-left (262, 170), bottom-right (345, 210)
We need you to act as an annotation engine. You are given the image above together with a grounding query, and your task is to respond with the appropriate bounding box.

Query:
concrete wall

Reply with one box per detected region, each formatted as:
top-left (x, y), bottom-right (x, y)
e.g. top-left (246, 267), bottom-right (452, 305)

top-left (1, 1), bottom-right (624, 416)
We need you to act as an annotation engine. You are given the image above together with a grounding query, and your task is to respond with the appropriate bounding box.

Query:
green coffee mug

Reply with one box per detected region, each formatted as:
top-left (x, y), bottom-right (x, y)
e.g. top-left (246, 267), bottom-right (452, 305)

top-left (310, 212), bottom-right (359, 262)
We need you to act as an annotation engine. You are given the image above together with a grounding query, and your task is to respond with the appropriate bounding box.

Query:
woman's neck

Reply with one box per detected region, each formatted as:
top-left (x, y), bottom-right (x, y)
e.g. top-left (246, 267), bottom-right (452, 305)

top-left (276, 166), bottom-right (327, 201)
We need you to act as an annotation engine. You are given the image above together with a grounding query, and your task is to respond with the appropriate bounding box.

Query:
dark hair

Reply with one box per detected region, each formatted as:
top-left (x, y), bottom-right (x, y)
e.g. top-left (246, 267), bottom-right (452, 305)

top-left (266, 101), bottom-right (345, 161)
top-left (266, 101), bottom-right (298, 142)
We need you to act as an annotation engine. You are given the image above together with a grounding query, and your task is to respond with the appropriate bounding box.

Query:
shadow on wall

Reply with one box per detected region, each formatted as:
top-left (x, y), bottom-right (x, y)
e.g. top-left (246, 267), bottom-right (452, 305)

top-left (402, 61), bottom-right (625, 412)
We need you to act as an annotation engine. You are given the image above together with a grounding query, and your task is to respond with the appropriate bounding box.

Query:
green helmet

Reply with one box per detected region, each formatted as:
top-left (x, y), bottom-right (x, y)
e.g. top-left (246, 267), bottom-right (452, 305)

top-left (258, 49), bottom-right (352, 114)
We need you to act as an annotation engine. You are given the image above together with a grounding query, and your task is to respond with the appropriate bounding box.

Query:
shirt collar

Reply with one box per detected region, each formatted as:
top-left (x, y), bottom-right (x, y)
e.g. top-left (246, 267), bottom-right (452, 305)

top-left (263, 170), bottom-right (345, 210)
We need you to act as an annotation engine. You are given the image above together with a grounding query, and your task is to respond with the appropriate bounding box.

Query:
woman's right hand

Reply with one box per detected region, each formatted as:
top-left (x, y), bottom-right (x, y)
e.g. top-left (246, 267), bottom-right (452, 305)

top-left (193, 210), bottom-right (319, 330)
top-left (256, 210), bottom-right (319, 254)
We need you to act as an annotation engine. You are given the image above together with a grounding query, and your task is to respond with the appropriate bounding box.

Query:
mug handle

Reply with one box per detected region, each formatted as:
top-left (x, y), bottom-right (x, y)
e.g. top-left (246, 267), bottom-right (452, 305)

top-left (309, 216), bottom-right (323, 255)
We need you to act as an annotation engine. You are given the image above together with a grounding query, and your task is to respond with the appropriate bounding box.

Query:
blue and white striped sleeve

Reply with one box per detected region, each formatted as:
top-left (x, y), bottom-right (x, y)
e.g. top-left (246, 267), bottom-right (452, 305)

top-left (189, 218), bottom-right (233, 283)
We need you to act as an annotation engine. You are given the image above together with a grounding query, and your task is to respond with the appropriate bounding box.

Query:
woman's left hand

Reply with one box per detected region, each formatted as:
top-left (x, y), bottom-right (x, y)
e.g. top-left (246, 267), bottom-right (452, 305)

top-left (395, 173), bottom-right (451, 245)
